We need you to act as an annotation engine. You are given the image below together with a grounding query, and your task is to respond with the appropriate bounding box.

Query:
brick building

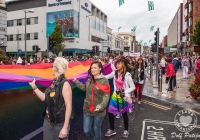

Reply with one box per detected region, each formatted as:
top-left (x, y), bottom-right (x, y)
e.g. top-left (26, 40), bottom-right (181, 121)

top-left (184, 0), bottom-right (200, 55)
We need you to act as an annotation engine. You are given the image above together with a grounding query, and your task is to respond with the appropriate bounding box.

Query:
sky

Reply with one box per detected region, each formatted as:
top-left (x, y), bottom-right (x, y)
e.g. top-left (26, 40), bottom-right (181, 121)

top-left (90, 0), bottom-right (183, 45)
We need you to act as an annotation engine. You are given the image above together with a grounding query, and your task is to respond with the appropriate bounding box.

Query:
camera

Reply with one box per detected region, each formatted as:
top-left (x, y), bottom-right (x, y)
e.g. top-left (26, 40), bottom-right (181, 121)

top-left (116, 88), bottom-right (125, 98)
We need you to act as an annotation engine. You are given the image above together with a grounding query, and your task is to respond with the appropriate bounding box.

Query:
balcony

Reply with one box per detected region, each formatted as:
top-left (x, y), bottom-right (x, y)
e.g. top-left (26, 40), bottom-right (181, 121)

top-left (185, 28), bottom-right (188, 35)
top-left (188, 0), bottom-right (193, 3)
top-left (188, 10), bottom-right (193, 18)
top-left (185, 15), bottom-right (188, 22)
top-left (188, 25), bottom-right (193, 33)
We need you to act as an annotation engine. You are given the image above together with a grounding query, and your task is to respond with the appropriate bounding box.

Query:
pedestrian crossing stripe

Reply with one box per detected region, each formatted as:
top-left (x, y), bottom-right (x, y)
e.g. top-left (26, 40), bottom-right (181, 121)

top-left (143, 100), bottom-right (171, 110)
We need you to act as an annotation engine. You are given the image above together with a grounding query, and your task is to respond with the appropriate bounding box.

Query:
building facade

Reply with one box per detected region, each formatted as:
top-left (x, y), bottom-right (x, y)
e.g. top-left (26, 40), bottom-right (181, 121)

top-left (6, 0), bottom-right (108, 58)
top-left (114, 32), bottom-right (135, 52)
top-left (0, 5), bottom-right (6, 54)
top-left (184, 0), bottom-right (200, 55)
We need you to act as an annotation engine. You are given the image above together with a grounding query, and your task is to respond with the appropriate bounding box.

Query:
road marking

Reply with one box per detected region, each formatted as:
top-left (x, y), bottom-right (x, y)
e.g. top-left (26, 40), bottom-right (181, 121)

top-left (141, 119), bottom-right (200, 140)
top-left (143, 100), bottom-right (171, 110)
top-left (20, 127), bottom-right (43, 140)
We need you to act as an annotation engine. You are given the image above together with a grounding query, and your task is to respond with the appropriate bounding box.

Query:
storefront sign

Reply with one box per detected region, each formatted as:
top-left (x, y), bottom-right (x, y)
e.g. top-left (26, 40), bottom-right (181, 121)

top-left (0, 27), bottom-right (6, 31)
top-left (48, 0), bottom-right (71, 7)
top-left (81, 3), bottom-right (91, 13)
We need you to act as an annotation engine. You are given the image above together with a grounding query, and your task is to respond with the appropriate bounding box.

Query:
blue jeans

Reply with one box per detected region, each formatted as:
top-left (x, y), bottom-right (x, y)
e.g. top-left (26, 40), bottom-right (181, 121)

top-left (83, 114), bottom-right (104, 140)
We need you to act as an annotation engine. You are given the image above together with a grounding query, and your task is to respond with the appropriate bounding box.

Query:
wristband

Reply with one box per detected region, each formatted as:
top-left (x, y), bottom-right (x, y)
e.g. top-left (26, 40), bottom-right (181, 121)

top-left (32, 85), bottom-right (38, 91)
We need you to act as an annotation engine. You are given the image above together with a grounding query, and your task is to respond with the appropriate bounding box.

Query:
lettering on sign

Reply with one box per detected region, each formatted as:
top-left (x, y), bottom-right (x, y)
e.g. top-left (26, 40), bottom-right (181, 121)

top-left (48, 1), bottom-right (71, 7)
top-left (81, 3), bottom-right (91, 13)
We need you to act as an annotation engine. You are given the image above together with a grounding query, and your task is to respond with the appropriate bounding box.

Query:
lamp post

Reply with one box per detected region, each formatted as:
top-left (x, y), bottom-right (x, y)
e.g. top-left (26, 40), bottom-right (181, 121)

top-left (24, 10), bottom-right (34, 59)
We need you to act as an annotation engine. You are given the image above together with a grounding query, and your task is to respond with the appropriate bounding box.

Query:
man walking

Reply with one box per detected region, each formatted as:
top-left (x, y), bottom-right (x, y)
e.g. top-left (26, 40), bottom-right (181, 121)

top-left (172, 54), bottom-right (179, 87)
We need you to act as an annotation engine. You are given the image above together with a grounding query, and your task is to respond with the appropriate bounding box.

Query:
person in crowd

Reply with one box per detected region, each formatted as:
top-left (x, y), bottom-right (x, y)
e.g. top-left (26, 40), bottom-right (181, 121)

top-left (160, 56), bottom-right (167, 74)
top-left (37, 57), bottom-right (41, 64)
top-left (178, 56), bottom-right (182, 70)
top-left (104, 59), bottom-right (135, 138)
top-left (73, 61), bottom-right (110, 140)
top-left (29, 56), bottom-right (34, 64)
top-left (130, 58), bottom-right (153, 104)
top-left (12, 60), bottom-right (16, 65)
top-left (16, 57), bottom-right (23, 65)
top-left (191, 55), bottom-right (196, 73)
top-left (188, 56), bottom-right (192, 72)
top-left (0, 60), bottom-right (5, 65)
top-left (181, 55), bottom-right (190, 79)
top-left (9, 56), bottom-right (13, 64)
top-left (28, 57), bottom-right (72, 140)
top-left (172, 54), bottom-right (179, 87)
top-left (195, 56), bottom-right (200, 73)
top-left (165, 58), bottom-right (176, 91)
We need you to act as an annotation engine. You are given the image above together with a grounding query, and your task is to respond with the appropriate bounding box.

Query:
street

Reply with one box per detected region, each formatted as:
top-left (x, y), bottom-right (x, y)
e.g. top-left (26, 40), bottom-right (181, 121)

top-left (1, 86), bottom-right (200, 140)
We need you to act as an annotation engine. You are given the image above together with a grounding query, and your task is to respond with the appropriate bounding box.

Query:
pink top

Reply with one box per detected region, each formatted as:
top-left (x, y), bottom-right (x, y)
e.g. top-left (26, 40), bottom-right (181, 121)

top-left (115, 73), bottom-right (125, 90)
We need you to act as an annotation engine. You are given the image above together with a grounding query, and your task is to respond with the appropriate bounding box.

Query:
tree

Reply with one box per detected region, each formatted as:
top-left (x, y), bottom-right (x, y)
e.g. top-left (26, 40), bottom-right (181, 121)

top-left (50, 20), bottom-right (65, 56)
top-left (0, 48), bottom-right (8, 63)
top-left (192, 18), bottom-right (200, 46)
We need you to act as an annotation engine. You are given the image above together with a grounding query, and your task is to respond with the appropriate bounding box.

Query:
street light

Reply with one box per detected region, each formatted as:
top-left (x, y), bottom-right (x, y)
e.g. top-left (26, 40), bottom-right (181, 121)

top-left (24, 9), bottom-right (35, 59)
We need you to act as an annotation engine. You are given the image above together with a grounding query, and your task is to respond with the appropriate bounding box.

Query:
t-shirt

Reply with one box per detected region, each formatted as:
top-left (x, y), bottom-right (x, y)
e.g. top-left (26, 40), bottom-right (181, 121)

top-left (115, 73), bottom-right (124, 90)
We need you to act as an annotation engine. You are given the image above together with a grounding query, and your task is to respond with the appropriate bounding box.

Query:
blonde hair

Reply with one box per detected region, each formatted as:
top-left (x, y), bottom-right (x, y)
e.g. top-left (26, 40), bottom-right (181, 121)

top-left (53, 57), bottom-right (69, 74)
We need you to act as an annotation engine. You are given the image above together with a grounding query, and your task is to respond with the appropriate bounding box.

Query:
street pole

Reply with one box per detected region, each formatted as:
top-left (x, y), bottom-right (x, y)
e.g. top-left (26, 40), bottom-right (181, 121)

top-left (156, 28), bottom-right (159, 81)
top-left (25, 11), bottom-right (27, 59)
top-left (47, 34), bottom-right (49, 57)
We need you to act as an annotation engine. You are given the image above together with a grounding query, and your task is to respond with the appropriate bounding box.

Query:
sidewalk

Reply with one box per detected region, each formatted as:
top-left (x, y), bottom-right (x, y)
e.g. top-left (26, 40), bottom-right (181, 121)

top-left (142, 69), bottom-right (200, 111)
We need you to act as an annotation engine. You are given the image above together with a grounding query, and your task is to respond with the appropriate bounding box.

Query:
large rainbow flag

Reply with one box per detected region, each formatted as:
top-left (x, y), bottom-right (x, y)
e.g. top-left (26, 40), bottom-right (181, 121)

top-left (0, 60), bottom-right (112, 90)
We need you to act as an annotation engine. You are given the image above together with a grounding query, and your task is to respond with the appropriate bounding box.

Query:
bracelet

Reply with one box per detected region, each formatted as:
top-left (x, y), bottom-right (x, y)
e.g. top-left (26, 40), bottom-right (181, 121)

top-left (32, 85), bottom-right (38, 91)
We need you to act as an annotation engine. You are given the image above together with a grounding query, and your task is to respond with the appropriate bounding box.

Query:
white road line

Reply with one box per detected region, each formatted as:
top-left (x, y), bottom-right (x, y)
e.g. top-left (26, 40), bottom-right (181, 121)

top-left (19, 127), bottom-right (43, 140)
top-left (143, 119), bottom-right (200, 128)
top-left (141, 120), bottom-right (146, 140)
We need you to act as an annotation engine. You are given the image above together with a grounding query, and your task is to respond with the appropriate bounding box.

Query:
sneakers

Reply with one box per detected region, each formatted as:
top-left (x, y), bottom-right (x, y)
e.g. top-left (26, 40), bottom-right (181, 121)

top-left (122, 130), bottom-right (129, 138)
top-left (105, 129), bottom-right (116, 137)
top-left (115, 114), bottom-right (122, 119)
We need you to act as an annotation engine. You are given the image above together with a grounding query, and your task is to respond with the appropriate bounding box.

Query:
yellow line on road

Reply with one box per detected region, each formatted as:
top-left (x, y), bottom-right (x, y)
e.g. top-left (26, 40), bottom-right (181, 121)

top-left (143, 100), bottom-right (171, 110)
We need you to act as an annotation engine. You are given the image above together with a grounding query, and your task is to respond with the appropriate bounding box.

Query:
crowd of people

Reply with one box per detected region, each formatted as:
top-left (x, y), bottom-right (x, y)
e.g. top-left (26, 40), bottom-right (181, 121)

top-left (1, 53), bottom-right (200, 140)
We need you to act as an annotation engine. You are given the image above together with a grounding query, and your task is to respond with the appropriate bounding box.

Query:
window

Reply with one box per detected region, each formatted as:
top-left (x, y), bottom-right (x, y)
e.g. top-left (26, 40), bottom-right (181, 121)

top-left (26, 33), bottom-right (30, 40)
top-left (96, 22), bottom-right (100, 31)
top-left (7, 20), bottom-right (13, 27)
top-left (91, 19), bottom-right (95, 29)
top-left (17, 34), bottom-right (22, 40)
top-left (26, 18), bottom-right (31, 25)
top-left (34, 33), bottom-right (38, 40)
top-left (17, 19), bottom-right (22, 26)
top-left (7, 35), bottom-right (13, 41)
top-left (104, 27), bottom-right (107, 34)
top-left (100, 25), bottom-right (103, 32)
top-left (34, 17), bottom-right (38, 24)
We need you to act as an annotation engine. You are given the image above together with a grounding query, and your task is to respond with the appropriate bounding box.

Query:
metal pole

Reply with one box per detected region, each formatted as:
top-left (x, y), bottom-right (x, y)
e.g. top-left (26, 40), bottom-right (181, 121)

top-left (155, 28), bottom-right (159, 81)
top-left (47, 34), bottom-right (49, 57)
top-left (158, 68), bottom-right (162, 92)
top-left (25, 11), bottom-right (27, 59)
top-left (88, 17), bottom-right (90, 41)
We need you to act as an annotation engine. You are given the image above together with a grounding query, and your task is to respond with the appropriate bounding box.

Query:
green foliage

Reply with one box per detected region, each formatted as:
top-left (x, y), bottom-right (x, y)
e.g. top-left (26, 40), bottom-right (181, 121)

top-left (192, 18), bottom-right (200, 46)
top-left (0, 48), bottom-right (8, 63)
top-left (50, 20), bottom-right (65, 56)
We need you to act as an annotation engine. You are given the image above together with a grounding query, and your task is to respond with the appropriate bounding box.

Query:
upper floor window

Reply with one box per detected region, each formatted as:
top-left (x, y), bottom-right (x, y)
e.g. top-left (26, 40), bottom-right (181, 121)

top-left (7, 20), bottom-right (13, 27)
top-left (17, 34), bottom-right (22, 40)
top-left (17, 19), bottom-right (22, 26)
top-left (34, 17), bottom-right (38, 24)
top-left (26, 33), bottom-right (30, 40)
top-left (34, 33), bottom-right (38, 40)
top-left (7, 35), bottom-right (13, 41)
top-left (26, 18), bottom-right (31, 25)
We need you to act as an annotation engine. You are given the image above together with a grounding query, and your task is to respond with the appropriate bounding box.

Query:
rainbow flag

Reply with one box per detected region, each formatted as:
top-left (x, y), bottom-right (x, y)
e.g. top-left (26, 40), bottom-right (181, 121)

top-left (0, 60), bottom-right (112, 90)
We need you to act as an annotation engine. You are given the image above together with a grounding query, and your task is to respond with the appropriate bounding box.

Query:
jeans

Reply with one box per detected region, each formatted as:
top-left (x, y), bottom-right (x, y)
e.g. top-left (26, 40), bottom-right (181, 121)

top-left (134, 84), bottom-right (144, 101)
top-left (83, 114), bottom-right (104, 140)
top-left (43, 119), bottom-right (69, 140)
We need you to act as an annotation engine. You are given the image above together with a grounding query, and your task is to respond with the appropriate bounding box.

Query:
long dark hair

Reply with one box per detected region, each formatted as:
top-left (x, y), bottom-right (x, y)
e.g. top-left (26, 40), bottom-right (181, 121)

top-left (88, 61), bottom-right (104, 83)
top-left (135, 58), bottom-right (144, 70)
top-left (115, 59), bottom-right (128, 81)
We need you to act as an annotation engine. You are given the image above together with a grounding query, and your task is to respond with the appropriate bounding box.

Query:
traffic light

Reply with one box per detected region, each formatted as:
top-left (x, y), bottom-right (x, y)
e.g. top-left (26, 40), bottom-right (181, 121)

top-left (49, 37), bottom-right (55, 50)
top-left (92, 46), bottom-right (96, 53)
top-left (96, 46), bottom-right (100, 53)
top-left (35, 45), bottom-right (41, 53)
top-left (154, 31), bottom-right (157, 46)
top-left (107, 47), bottom-right (110, 53)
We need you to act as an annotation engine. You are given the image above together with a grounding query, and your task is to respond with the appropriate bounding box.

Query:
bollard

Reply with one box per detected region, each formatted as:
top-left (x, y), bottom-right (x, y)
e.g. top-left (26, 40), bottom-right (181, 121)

top-left (158, 68), bottom-right (162, 92)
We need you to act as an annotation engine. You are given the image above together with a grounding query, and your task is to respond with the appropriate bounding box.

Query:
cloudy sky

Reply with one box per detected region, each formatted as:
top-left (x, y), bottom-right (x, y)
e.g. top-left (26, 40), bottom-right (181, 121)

top-left (90, 0), bottom-right (183, 45)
